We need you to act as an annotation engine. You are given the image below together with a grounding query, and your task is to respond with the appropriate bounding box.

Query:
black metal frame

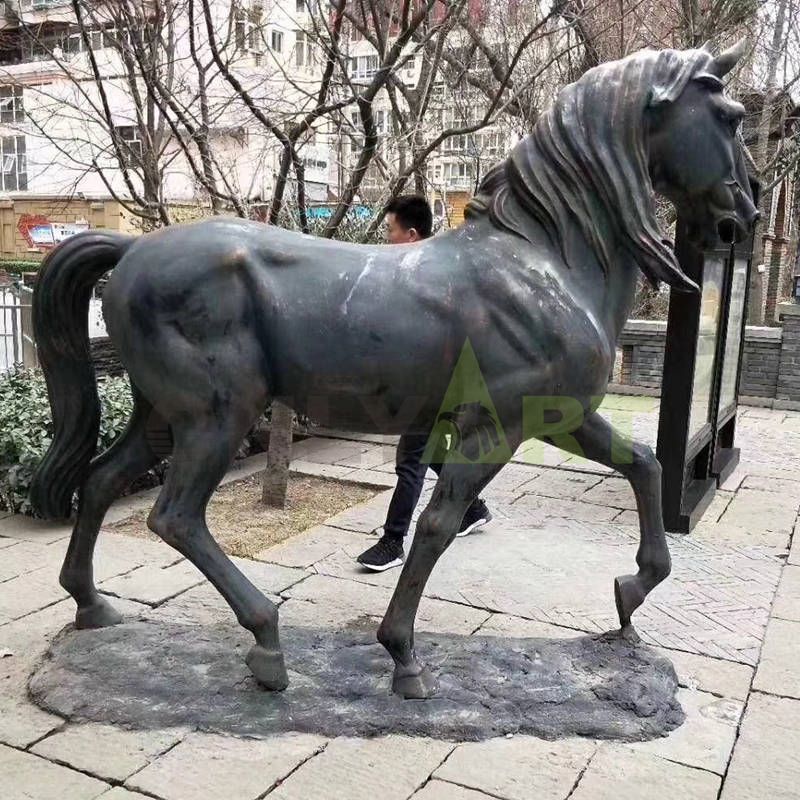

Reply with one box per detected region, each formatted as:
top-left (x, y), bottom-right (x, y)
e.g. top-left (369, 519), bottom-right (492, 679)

top-left (657, 221), bottom-right (729, 533)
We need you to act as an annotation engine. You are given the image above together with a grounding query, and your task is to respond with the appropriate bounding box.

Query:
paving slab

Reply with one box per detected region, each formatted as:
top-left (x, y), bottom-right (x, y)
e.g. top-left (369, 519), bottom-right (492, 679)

top-left (511, 439), bottom-right (572, 467)
top-left (0, 538), bottom-right (64, 583)
top-left (614, 510), bottom-right (639, 525)
top-left (790, 534), bottom-right (800, 566)
top-left (485, 462), bottom-right (544, 492)
top-left (144, 583), bottom-right (283, 628)
top-left (433, 736), bottom-right (595, 800)
top-left (252, 524), bottom-right (363, 569)
top-left (127, 731), bottom-right (325, 800)
top-left (0, 743), bottom-right (109, 799)
top-left (412, 780), bottom-right (496, 800)
top-left (477, 612), bottom-right (584, 640)
top-left (267, 736), bottom-right (452, 800)
top-left (581, 477), bottom-right (637, 510)
top-left (95, 531), bottom-right (183, 571)
top-left (511, 494), bottom-right (620, 521)
top-left (718, 465), bottom-right (747, 491)
top-left (516, 469), bottom-right (603, 500)
top-left (289, 460), bottom-right (359, 480)
top-left (771, 564), bottom-right (800, 622)
top-left (691, 519), bottom-right (790, 550)
top-left (99, 560), bottom-right (205, 606)
top-left (752, 616), bottom-right (800, 698)
top-left (291, 437), bottom-right (367, 462)
top-left (281, 573), bottom-right (489, 634)
top-left (0, 514), bottom-right (73, 544)
top-left (720, 693), bottom-right (800, 800)
top-left (98, 789), bottom-right (154, 800)
top-left (571, 745), bottom-right (720, 799)
top-left (342, 468), bottom-right (398, 487)
top-left (741, 473), bottom-right (800, 496)
top-left (625, 688), bottom-right (741, 774)
top-left (324, 490), bottom-right (393, 533)
top-left (0, 567), bottom-right (68, 621)
top-left (653, 649), bottom-right (753, 700)
top-left (0, 690), bottom-right (65, 748)
top-left (719, 488), bottom-right (799, 534)
top-left (32, 722), bottom-right (185, 783)
top-left (333, 444), bottom-right (394, 468)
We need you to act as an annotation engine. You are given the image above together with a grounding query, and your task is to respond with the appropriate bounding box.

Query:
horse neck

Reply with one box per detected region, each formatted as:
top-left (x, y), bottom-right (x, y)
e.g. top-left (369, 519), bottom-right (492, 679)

top-left (553, 213), bottom-right (640, 345)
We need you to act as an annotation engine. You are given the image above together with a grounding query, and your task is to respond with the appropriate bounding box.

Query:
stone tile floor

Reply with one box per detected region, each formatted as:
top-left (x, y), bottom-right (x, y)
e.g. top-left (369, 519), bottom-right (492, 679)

top-left (1, 395), bottom-right (798, 798)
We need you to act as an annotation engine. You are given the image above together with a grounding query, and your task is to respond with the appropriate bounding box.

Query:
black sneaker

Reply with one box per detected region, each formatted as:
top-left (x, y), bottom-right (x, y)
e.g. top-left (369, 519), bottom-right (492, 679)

top-left (357, 535), bottom-right (405, 572)
top-left (457, 499), bottom-right (493, 537)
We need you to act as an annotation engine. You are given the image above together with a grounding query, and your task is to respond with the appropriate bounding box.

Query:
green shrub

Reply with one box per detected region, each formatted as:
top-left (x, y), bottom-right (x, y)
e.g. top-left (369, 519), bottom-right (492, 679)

top-left (0, 367), bottom-right (134, 514)
top-left (0, 259), bottom-right (42, 275)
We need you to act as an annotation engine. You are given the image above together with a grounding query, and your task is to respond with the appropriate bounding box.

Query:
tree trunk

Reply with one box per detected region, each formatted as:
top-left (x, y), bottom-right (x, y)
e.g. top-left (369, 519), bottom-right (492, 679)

top-left (261, 401), bottom-right (294, 508)
top-left (747, 0), bottom-right (788, 323)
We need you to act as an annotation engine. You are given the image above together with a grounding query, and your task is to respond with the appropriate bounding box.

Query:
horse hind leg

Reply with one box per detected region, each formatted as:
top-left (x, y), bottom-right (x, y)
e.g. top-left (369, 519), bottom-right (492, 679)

top-left (60, 387), bottom-right (161, 629)
top-left (146, 416), bottom-right (288, 691)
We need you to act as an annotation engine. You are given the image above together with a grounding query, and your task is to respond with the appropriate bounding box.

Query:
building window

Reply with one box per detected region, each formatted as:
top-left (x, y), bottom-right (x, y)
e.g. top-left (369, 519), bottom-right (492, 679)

top-left (0, 86), bottom-right (24, 124)
top-left (295, 30), bottom-right (313, 67)
top-left (296, 0), bottom-right (305, 10)
top-left (0, 135), bottom-right (26, 191)
top-left (270, 30), bottom-right (283, 52)
top-left (115, 125), bottom-right (142, 167)
top-left (349, 54), bottom-right (378, 80)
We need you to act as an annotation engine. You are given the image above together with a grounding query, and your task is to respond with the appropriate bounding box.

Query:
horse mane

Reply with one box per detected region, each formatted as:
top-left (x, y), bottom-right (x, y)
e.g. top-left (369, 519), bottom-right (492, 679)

top-left (465, 48), bottom-right (714, 291)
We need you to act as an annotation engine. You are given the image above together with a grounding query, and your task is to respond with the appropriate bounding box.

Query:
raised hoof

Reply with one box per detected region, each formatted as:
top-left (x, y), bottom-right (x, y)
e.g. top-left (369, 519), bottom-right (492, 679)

top-left (392, 664), bottom-right (438, 699)
top-left (614, 574), bottom-right (646, 628)
top-left (246, 645), bottom-right (289, 691)
top-left (75, 597), bottom-right (124, 629)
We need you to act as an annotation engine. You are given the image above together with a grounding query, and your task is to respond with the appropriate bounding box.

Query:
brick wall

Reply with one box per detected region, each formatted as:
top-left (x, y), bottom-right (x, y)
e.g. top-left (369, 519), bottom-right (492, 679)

top-left (777, 305), bottom-right (800, 401)
top-left (90, 337), bottom-right (125, 378)
top-left (615, 320), bottom-right (783, 400)
top-left (741, 328), bottom-right (782, 397)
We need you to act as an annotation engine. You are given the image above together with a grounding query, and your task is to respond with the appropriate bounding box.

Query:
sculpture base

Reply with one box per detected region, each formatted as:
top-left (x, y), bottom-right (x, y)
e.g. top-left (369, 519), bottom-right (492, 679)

top-left (29, 620), bottom-right (684, 742)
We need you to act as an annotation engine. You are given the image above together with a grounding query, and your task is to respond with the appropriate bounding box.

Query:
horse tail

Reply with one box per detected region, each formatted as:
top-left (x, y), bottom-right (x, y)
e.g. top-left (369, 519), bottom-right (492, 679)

top-left (29, 231), bottom-right (136, 520)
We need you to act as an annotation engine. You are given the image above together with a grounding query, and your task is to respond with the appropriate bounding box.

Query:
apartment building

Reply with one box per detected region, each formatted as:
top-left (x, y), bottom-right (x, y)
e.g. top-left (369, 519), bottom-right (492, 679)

top-left (0, 0), bottom-right (333, 213)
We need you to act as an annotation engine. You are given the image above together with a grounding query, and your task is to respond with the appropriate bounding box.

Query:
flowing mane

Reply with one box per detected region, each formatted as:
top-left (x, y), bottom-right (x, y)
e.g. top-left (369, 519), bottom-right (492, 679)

top-left (465, 48), bottom-right (714, 290)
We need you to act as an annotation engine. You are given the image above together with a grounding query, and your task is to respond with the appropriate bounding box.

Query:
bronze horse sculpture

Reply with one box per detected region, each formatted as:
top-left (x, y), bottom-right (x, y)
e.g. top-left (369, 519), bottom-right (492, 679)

top-left (30, 43), bottom-right (757, 699)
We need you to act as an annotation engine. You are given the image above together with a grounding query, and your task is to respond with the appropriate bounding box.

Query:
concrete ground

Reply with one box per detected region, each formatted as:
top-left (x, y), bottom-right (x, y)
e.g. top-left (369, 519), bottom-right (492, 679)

top-left (1, 395), bottom-right (798, 799)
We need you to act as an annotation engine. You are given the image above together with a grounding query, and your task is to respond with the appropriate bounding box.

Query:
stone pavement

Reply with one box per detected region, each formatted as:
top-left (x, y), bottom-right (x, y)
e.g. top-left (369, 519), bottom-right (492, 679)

top-left (1, 395), bottom-right (799, 799)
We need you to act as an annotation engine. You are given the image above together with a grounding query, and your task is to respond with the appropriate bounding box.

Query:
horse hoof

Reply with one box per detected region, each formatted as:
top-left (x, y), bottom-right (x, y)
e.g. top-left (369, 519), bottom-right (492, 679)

top-left (614, 574), bottom-right (646, 628)
top-left (75, 597), bottom-right (123, 629)
top-left (392, 664), bottom-right (438, 699)
top-left (619, 623), bottom-right (641, 643)
top-left (246, 645), bottom-right (289, 691)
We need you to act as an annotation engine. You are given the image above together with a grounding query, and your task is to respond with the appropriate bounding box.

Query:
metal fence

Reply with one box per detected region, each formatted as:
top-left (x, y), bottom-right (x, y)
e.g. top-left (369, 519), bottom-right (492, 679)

top-left (0, 285), bottom-right (25, 373)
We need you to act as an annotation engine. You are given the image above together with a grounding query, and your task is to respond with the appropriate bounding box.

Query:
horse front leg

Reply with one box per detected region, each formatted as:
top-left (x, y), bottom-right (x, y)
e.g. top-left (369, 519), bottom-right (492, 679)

top-left (377, 455), bottom-right (508, 699)
top-left (571, 411), bottom-right (671, 633)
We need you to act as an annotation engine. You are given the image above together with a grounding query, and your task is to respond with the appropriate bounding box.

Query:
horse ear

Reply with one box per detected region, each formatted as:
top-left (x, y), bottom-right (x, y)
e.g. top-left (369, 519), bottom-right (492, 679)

top-left (708, 39), bottom-right (748, 77)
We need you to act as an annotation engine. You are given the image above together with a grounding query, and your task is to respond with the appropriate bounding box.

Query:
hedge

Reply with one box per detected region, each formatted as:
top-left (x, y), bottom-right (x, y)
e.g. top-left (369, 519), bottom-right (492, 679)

top-left (0, 259), bottom-right (42, 276)
top-left (0, 367), bottom-right (134, 514)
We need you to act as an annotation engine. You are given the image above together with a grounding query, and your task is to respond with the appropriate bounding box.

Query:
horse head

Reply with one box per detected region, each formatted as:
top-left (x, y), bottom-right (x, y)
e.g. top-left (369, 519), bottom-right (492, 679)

top-left (647, 40), bottom-right (759, 249)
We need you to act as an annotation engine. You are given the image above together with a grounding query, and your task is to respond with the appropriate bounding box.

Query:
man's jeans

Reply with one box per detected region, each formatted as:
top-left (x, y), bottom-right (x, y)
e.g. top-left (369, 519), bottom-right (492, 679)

top-left (383, 433), bottom-right (441, 541)
top-left (383, 432), bottom-right (483, 541)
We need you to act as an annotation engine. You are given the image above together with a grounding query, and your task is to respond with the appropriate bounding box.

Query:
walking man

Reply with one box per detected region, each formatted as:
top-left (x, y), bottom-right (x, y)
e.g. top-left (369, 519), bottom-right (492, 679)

top-left (357, 195), bottom-right (493, 572)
